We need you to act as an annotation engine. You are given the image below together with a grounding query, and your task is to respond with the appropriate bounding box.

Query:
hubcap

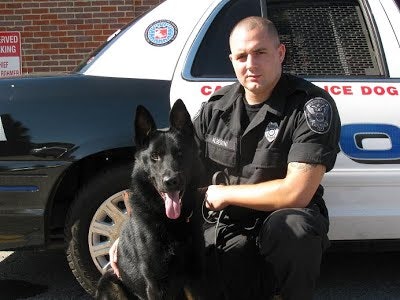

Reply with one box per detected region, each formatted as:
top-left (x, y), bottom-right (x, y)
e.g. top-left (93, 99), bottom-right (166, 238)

top-left (88, 190), bottom-right (128, 273)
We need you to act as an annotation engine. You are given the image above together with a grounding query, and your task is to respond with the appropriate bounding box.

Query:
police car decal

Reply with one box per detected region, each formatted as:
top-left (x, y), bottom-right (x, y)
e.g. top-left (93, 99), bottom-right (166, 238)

top-left (145, 20), bottom-right (178, 47)
top-left (304, 97), bottom-right (332, 134)
top-left (265, 122), bottom-right (279, 142)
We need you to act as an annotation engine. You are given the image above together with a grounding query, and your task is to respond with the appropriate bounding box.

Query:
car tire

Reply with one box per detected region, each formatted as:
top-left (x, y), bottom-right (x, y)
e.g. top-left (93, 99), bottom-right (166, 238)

top-left (64, 164), bottom-right (132, 296)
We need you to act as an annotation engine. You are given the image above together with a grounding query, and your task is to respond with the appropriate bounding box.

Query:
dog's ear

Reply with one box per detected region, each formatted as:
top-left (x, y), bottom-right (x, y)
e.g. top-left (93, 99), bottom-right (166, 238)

top-left (134, 105), bottom-right (156, 147)
top-left (170, 99), bottom-right (193, 134)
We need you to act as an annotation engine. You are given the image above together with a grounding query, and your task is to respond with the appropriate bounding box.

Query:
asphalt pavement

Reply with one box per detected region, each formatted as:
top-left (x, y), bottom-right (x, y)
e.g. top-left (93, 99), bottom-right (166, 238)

top-left (0, 250), bottom-right (90, 300)
top-left (1, 249), bottom-right (400, 299)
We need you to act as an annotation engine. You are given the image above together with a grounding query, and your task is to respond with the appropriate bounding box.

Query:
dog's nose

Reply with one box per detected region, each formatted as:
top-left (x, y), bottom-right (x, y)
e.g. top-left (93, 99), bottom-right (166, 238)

top-left (163, 175), bottom-right (180, 189)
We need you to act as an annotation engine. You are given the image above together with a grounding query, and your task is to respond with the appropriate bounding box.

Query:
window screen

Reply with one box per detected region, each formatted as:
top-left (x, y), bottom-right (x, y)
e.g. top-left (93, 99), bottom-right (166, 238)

top-left (190, 0), bottom-right (381, 78)
top-left (268, 0), bottom-right (381, 77)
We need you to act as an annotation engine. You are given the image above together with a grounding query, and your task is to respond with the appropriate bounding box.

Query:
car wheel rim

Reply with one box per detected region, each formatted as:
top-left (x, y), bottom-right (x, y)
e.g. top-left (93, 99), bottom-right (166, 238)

top-left (88, 190), bottom-right (128, 274)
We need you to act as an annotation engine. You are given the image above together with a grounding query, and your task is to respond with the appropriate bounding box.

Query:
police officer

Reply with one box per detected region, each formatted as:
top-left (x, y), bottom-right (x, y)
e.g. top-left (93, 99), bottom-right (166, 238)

top-left (193, 16), bottom-right (341, 300)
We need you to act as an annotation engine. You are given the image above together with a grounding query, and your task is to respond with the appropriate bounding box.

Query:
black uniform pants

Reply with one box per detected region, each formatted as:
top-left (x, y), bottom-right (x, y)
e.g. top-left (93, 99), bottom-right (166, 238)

top-left (203, 204), bottom-right (330, 300)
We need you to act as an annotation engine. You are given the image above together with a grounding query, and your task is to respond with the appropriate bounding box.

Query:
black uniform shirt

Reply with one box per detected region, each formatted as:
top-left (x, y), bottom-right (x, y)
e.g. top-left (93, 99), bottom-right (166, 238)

top-left (193, 73), bottom-right (341, 219)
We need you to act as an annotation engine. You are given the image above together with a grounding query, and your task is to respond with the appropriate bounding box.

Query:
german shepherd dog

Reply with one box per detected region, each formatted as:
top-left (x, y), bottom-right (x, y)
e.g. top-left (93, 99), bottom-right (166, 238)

top-left (95, 100), bottom-right (205, 300)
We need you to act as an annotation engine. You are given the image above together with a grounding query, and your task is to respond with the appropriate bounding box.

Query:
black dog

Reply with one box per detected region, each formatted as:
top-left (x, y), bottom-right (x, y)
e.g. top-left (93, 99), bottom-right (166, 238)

top-left (95, 99), bottom-right (205, 300)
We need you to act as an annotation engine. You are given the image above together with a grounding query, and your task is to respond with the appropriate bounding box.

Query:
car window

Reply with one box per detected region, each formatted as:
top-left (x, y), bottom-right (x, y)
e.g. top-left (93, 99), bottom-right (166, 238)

top-left (190, 0), bottom-right (262, 78)
top-left (190, 0), bottom-right (382, 79)
top-left (75, 20), bottom-right (137, 73)
top-left (267, 0), bottom-right (382, 77)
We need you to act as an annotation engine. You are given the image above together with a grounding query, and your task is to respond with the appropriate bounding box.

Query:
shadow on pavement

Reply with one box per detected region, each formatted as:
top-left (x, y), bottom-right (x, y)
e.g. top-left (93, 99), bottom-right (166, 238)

top-left (0, 279), bottom-right (48, 300)
top-left (0, 250), bottom-right (91, 300)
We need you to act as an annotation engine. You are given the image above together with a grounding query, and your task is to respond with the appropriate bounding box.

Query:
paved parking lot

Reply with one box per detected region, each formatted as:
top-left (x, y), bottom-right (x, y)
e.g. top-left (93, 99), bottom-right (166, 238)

top-left (0, 250), bottom-right (90, 300)
top-left (1, 249), bottom-right (400, 299)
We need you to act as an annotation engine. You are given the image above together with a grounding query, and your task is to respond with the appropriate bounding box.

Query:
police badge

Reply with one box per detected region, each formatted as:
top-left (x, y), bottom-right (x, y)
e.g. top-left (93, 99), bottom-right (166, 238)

top-left (265, 122), bottom-right (279, 142)
top-left (304, 97), bottom-right (332, 134)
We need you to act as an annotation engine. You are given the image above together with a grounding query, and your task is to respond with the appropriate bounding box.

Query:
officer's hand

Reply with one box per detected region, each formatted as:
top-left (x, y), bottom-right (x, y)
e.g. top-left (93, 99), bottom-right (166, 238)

top-left (109, 238), bottom-right (120, 278)
top-left (204, 185), bottom-right (229, 211)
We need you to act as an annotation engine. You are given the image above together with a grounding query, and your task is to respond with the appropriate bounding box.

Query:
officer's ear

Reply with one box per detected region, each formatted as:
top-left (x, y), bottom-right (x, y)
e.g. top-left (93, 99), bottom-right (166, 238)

top-left (278, 43), bottom-right (286, 63)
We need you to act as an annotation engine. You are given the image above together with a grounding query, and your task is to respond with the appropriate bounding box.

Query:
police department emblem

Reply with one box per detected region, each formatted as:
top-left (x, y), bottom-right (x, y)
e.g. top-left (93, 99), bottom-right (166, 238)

top-left (265, 122), bottom-right (279, 142)
top-left (304, 97), bottom-right (332, 134)
top-left (145, 20), bottom-right (178, 47)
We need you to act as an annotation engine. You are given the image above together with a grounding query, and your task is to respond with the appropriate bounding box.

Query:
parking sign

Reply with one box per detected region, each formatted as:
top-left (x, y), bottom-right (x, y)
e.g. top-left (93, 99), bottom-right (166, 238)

top-left (0, 32), bottom-right (22, 78)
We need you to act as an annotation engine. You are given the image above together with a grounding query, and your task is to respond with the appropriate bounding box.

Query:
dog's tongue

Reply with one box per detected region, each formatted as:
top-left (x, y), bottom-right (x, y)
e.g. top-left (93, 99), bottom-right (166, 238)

top-left (164, 191), bottom-right (181, 219)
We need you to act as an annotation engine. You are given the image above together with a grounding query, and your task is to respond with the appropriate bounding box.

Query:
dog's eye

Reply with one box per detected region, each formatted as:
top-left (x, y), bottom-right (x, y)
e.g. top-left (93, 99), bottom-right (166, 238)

top-left (150, 152), bottom-right (161, 161)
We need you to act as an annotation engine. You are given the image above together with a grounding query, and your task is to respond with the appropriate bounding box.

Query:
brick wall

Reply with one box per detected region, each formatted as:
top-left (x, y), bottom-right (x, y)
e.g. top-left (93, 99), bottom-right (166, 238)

top-left (0, 0), bottom-right (164, 74)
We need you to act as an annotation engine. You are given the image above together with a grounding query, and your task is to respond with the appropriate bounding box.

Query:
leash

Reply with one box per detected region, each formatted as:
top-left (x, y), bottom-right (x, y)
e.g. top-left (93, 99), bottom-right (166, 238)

top-left (202, 171), bottom-right (230, 300)
top-left (211, 171), bottom-right (230, 186)
top-left (201, 171), bottom-right (230, 224)
top-left (202, 172), bottom-right (266, 298)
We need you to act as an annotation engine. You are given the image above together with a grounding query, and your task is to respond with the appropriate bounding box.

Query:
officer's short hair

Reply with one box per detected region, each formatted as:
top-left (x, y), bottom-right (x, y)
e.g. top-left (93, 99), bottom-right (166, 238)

top-left (229, 16), bottom-right (280, 47)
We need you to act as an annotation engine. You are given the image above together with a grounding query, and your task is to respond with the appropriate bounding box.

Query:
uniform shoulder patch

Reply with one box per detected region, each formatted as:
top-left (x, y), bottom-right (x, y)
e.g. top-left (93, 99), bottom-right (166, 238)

top-left (304, 97), bottom-right (332, 134)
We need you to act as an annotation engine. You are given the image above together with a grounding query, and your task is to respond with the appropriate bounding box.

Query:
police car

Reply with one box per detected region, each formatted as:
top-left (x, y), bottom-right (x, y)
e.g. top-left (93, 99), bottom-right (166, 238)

top-left (0, 0), bottom-right (399, 295)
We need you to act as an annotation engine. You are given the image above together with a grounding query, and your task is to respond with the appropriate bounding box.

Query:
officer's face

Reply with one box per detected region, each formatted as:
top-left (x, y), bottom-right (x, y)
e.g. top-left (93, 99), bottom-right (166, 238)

top-left (229, 26), bottom-right (285, 104)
